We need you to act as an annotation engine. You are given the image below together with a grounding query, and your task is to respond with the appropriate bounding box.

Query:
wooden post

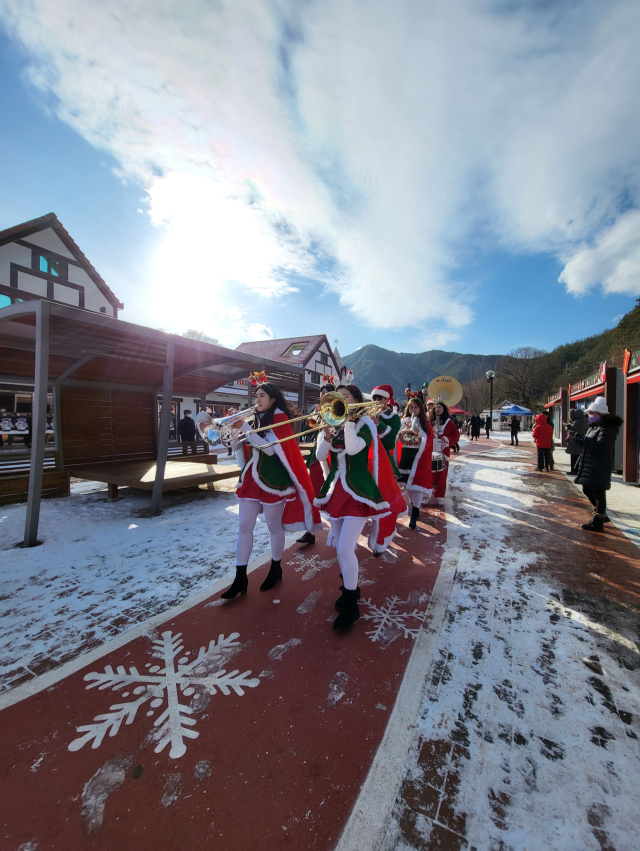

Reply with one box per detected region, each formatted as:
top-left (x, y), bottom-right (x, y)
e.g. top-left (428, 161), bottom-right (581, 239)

top-left (623, 380), bottom-right (639, 483)
top-left (200, 395), bottom-right (209, 454)
top-left (24, 301), bottom-right (50, 547)
top-left (149, 339), bottom-right (174, 515)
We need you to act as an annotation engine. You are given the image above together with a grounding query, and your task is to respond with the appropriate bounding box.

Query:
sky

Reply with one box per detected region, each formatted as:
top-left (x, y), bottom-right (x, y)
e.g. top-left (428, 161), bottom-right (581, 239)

top-left (0, 0), bottom-right (639, 358)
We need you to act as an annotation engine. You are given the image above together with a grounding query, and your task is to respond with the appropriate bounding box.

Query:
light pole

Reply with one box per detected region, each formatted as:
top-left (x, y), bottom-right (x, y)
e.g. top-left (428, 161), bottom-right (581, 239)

top-left (486, 370), bottom-right (495, 437)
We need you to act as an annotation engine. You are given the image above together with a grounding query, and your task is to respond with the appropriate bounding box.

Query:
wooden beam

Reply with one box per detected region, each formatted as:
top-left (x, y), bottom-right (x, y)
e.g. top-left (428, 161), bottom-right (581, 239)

top-left (149, 339), bottom-right (175, 514)
top-left (24, 301), bottom-right (50, 546)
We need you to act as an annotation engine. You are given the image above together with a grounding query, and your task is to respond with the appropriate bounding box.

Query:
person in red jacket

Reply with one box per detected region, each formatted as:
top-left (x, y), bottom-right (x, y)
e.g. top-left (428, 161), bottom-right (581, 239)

top-left (532, 413), bottom-right (554, 471)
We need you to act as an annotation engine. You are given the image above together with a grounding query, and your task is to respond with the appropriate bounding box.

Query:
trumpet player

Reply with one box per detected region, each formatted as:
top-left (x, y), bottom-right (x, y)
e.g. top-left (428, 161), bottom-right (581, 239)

top-left (398, 397), bottom-right (433, 529)
top-left (221, 380), bottom-right (321, 600)
top-left (297, 380), bottom-right (336, 546)
top-left (314, 385), bottom-right (390, 631)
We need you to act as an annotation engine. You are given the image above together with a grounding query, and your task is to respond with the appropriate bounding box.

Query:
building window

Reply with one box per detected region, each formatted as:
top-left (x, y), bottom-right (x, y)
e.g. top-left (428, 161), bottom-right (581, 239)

top-left (283, 342), bottom-right (308, 357)
top-left (319, 352), bottom-right (329, 365)
top-left (33, 252), bottom-right (68, 279)
top-left (309, 371), bottom-right (321, 384)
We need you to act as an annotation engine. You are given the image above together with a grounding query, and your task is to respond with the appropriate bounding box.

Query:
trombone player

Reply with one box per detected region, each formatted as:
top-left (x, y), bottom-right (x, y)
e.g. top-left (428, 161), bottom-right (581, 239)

top-left (219, 376), bottom-right (322, 600)
top-left (297, 377), bottom-right (336, 546)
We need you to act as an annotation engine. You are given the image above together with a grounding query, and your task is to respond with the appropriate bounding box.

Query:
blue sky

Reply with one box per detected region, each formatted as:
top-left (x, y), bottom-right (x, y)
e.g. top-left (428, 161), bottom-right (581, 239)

top-left (1, 1), bottom-right (639, 359)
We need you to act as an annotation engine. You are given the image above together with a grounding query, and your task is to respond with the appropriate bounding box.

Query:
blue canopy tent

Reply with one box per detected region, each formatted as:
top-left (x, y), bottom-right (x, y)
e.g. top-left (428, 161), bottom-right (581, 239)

top-left (500, 405), bottom-right (533, 416)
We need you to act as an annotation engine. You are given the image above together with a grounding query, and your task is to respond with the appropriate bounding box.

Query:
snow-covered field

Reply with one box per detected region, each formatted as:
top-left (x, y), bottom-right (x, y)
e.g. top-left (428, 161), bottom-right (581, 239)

top-left (0, 476), bottom-right (293, 692)
top-left (382, 443), bottom-right (640, 851)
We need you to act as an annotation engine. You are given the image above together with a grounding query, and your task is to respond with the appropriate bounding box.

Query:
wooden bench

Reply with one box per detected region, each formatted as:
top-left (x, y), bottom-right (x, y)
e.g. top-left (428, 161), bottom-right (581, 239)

top-left (0, 470), bottom-right (70, 506)
top-left (69, 459), bottom-right (241, 499)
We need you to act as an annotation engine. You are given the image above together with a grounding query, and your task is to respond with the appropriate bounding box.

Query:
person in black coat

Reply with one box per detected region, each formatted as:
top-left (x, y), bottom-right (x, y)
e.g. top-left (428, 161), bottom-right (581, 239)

top-left (178, 409), bottom-right (198, 455)
top-left (564, 408), bottom-right (588, 475)
top-left (470, 415), bottom-right (482, 441)
top-left (509, 416), bottom-right (520, 446)
top-left (573, 397), bottom-right (622, 533)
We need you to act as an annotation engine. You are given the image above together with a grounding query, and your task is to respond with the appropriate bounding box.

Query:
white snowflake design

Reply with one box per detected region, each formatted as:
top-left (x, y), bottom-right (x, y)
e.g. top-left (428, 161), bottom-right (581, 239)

top-left (290, 552), bottom-right (337, 581)
top-left (68, 631), bottom-right (259, 758)
top-left (361, 596), bottom-right (427, 643)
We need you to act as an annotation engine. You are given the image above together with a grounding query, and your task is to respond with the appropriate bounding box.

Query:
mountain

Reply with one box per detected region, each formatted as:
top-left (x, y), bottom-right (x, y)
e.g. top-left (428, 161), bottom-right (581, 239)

top-left (343, 345), bottom-right (501, 392)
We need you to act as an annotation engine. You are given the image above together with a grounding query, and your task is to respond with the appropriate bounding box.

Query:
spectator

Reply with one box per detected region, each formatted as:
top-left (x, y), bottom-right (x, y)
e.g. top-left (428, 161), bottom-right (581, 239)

top-left (470, 414), bottom-right (482, 441)
top-left (564, 409), bottom-right (588, 476)
top-left (178, 409), bottom-right (197, 455)
top-left (484, 416), bottom-right (490, 439)
top-left (510, 416), bottom-right (520, 446)
top-left (532, 413), bottom-right (554, 471)
top-left (574, 397), bottom-right (622, 533)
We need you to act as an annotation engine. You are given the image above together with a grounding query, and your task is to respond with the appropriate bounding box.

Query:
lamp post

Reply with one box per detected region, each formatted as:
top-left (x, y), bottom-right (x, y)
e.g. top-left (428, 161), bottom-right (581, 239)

top-left (486, 370), bottom-right (496, 437)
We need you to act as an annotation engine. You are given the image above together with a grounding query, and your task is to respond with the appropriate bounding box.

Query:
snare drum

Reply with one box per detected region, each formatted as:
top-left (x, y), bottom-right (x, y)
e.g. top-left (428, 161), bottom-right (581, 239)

top-left (431, 452), bottom-right (446, 472)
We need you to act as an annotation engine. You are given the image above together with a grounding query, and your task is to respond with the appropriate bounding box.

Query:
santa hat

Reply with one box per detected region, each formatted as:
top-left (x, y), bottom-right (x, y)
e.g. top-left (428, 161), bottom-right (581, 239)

top-left (372, 385), bottom-right (395, 406)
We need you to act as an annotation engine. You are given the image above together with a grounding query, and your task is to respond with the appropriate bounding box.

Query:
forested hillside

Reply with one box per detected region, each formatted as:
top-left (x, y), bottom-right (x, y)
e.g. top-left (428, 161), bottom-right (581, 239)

top-left (343, 346), bottom-right (501, 393)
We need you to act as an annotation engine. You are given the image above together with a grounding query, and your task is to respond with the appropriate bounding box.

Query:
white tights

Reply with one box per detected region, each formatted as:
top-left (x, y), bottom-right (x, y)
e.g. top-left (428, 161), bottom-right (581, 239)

top-left (236, 499), bottom-right (286, 566)
top-left (406, 487), bottom-right (425, 509)
top-left (329, 516), bottom-right (367, 590)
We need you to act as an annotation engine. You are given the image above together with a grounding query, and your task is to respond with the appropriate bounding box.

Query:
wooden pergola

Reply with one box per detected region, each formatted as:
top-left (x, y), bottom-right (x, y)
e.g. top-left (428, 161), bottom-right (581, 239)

top-left (0, 301), bottom-right (319, 546)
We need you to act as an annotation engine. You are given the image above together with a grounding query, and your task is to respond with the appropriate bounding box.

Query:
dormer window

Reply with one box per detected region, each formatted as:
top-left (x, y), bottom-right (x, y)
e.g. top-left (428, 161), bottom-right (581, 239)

top-left (283, 342), bottom-right (307, 357)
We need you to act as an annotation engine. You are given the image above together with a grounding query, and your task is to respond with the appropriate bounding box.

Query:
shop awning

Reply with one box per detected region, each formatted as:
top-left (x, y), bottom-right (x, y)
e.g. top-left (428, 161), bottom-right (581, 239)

top-left (570, 384), bottom-right (604, 401)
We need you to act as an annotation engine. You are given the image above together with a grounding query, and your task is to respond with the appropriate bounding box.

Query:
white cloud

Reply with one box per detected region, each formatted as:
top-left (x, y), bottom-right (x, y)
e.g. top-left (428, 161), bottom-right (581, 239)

top-left (558, 210), bottom-right (640, 296)
top-left (2, 0), bottom-right (640, 335)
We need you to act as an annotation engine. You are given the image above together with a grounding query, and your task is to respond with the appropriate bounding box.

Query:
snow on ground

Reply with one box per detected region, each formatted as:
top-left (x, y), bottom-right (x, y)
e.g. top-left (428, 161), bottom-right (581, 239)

top-left (0, 477), bottom-right (293, 693)
top-left (382, 444), bottom-right (640, 851)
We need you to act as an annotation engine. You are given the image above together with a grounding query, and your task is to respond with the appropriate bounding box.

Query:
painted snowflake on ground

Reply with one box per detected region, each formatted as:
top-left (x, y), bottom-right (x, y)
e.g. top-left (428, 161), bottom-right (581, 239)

top-left (290, 552), bottom-right (337, 581)
top-left (68, 631), bottom-right (259, 758)
top-left (361, 596), bottom-right (427, 644)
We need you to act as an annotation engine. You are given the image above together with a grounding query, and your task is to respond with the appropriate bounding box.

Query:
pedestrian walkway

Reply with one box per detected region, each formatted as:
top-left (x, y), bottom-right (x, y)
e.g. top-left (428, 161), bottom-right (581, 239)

top-left (1, 437), bottom-right (638, 850)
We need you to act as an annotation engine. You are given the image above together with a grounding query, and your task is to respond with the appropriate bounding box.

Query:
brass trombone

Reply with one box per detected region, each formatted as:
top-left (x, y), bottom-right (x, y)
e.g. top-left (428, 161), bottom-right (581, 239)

top-left (197, 392), bottom-right (386, 448)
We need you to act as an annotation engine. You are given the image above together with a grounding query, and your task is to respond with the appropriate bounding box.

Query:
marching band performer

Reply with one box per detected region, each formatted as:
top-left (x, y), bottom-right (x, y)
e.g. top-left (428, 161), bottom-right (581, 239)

top-left (430, 401), bottom-right (460, 506)
top-left (297, 377), bottom-right (335, 546)
top-left (314, 385), bottom-right (391, 631)
top-left (372, 384), bottom-right (402, 476)
top-left (221, 377), bottom-right (322, 599)
top-left (398, 396), bottom-right (434, 529)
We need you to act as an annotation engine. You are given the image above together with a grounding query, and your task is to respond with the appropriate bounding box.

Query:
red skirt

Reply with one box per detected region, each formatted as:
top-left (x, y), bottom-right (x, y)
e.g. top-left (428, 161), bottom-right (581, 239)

top-left (236, 471), bottom-right (292, 504)
top-left (308, 460), bottom-right (325, 498)
top-left (323, 478), bottom-right (387, 519)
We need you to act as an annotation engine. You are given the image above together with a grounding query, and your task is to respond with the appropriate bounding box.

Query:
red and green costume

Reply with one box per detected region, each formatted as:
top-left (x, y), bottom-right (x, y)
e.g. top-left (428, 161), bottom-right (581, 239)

top-left (236, 410), bottom-right (323, 533)
top-left (377, 408), bottom-right (402, 476)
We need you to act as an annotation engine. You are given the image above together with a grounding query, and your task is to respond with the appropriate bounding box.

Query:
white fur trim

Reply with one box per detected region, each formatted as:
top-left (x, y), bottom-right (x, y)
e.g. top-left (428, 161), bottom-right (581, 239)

top-left (273, 437), bottom-right (323, 533)
top-left (379, 408), bottom-right (396, 419)
top-left (372, 387), bottom-right (390, 398)
top-left (241, 450), bottom-right (297, 497)
top-left (378, 424), bottom-right (391, 438)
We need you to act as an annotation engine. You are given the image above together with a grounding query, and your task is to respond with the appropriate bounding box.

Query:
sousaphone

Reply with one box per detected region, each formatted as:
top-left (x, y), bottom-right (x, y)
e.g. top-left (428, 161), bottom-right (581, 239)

top-left (427, 375), bottom-right (464, 408)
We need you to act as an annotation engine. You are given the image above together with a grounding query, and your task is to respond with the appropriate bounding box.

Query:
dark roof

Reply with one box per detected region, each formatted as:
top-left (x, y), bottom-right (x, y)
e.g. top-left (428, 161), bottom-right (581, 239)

top-left (236, 335), bottom-right (339, 372)
top-left (0, 213), bottom-right (124, 310)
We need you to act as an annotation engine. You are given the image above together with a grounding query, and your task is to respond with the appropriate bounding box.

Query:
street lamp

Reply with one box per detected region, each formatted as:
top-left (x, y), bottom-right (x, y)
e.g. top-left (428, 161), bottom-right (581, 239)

top-left (486, 370), bottom-right (496, 437)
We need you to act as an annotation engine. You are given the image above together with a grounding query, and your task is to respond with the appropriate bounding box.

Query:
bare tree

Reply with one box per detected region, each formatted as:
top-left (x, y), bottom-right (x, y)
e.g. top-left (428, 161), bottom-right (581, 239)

top-left (184, 329), bottom-right (220, 345)
top-left (464, 367), bottom-right (490, 415)
top-left (497, 347), bottom-right (548, 408)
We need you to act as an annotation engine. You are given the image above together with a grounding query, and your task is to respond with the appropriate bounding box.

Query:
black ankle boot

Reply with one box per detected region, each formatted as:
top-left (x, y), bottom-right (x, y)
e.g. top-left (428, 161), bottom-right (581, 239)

top-left (409, 505), bottom-right (420, 529)
top-left (581, 515), bottom-right (605, 533)
top-left (332, 588), bottom-right (361, 631)
top-left (260, 559), bottom-right (282, 591)
top-left (296, 531), bottom-right (315, 545)
top-left (221, 565), bottom-right (248, 599)
top-left (335, 585), bottom-right (362, 611)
